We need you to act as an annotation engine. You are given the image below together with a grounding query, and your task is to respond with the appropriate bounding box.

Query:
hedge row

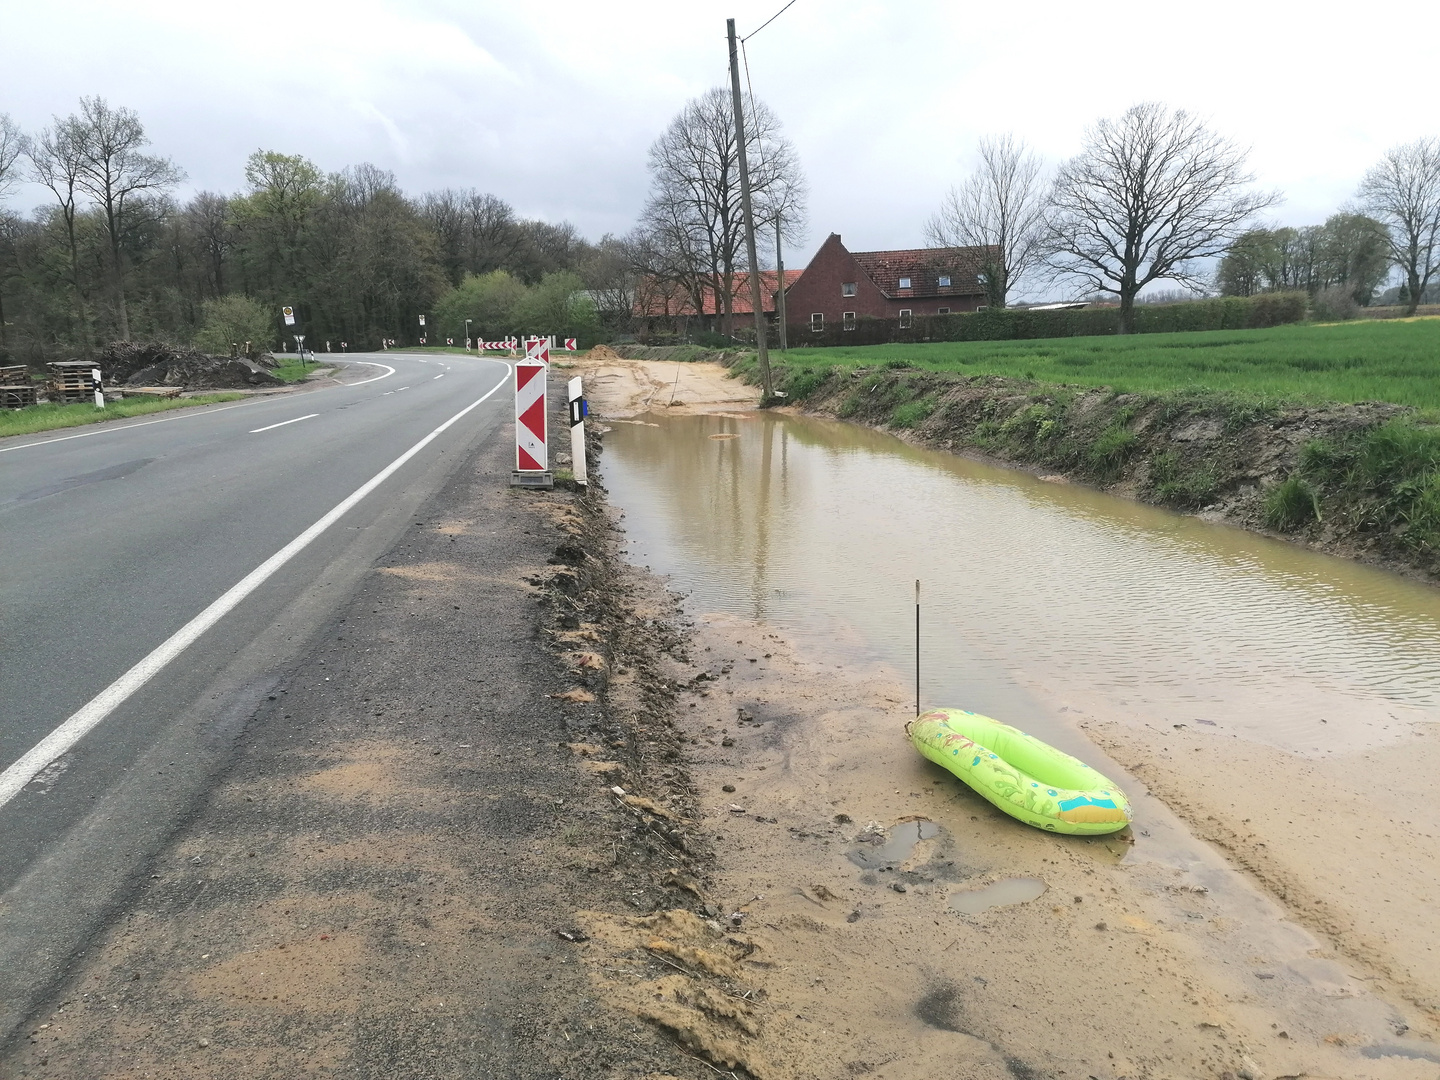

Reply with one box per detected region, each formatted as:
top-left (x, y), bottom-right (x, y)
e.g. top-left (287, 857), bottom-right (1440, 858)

top-left (786, 292), bottom-right (1309, 348)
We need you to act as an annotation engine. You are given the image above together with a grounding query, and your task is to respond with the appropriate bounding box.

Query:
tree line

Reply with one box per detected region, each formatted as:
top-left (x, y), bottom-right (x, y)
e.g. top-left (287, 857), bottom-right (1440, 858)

top-left (0, 98), bottom-right (628, 361)
top-left (925, 105), bottom-right (1440, 331)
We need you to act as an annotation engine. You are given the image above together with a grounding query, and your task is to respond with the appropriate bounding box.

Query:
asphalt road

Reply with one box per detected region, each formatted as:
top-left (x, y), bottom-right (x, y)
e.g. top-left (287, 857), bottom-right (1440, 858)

top-left (0, 351), bottom-right (514, 1038)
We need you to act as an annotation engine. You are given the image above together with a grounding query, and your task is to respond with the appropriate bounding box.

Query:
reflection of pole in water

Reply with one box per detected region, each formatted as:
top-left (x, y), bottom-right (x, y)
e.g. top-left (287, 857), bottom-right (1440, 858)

top-left (915, 579), bottom-right (922, 716)
top-left (752, 415), bottom-right (775, 621)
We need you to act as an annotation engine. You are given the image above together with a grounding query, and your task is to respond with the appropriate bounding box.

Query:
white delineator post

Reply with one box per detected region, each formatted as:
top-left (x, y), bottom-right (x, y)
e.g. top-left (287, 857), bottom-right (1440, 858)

top-left (91, 366), bottom-right (104, 409)
top-left (511, 337), bottom-right (552, 488)
top-left (567, 376), bottom-right (588, 487)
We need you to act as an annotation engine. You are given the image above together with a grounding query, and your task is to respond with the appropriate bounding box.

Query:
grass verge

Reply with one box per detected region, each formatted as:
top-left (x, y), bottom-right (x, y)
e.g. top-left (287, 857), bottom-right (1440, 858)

top-left (0, 394), bottom-right (249, 439)
top-left (768, 319), bottom-right (1440, 407)
top-left (271, 359), bottom-right (337, 382)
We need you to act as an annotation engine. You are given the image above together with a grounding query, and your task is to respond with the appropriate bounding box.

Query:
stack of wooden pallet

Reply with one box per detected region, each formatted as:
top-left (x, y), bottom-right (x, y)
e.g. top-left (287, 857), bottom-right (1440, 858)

top-left (47, 360), bottom-right (98, 404)
top-left (0, 365), bottom-right (37, 409)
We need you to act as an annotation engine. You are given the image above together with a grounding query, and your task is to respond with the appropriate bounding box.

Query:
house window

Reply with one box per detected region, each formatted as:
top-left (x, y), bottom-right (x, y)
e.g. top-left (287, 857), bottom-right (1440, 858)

top-left (938, 275), bottom-right (951, 288)
top-left (841, 282), bottom-right (857, 297)
top-left (810, 312), bottom-right (824, 332)
top-left (976, 305), bottom-right (989, 312)
top-left (938, 307), bottom-right (951, 315)
top-left (843, 311), bottom-right (857, 331)
top-left (898, 277), bottom-right (912, 290)
top-left (899, 309), bottom-right (913, 328)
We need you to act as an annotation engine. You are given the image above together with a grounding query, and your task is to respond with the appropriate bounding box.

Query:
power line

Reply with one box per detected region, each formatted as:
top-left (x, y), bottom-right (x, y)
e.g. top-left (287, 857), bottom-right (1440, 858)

top-left (742, 0), bottom-right (798, 41)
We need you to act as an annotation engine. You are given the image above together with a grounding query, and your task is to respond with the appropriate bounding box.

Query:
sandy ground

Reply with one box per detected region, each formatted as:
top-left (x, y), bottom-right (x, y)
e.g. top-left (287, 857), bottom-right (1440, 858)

top-left (558, 357), bottom-right (1440, 1078)
top-left (567, 601), bottom-right (1435, 1080)
top-left (567, 350), bottom-right (759, 418)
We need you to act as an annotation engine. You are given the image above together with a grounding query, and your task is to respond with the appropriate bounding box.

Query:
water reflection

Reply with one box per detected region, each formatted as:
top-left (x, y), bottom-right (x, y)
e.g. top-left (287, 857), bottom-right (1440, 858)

top-left (603, 412), bottom-right (1440, 754)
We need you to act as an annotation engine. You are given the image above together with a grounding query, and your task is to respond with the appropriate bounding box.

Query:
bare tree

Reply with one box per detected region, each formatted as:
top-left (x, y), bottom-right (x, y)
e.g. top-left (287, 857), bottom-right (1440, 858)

top-left (0, 113), bottom-right (23, 348)
top-left (1044, 103), bottom-right (1277, 332)
top-left (925, 134), bottom-right (1046, 307)
top-left (185, 192), bottom-right (232, 297)
top-left (27, 121), bottom-right (94, 349)
top-left (1358, 137), bottom-right (1440, 315)
top-left (0, 113), bottom-right (23, 202)
top-left (67, 97), bottom-right (184, 339)
top-left (641, 87), bottom-right (804, 335)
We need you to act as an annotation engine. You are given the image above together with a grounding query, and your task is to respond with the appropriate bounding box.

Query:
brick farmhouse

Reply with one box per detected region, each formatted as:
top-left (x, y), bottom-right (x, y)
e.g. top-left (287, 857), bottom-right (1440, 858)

top-left (778, 233), bottom-right (993, 336)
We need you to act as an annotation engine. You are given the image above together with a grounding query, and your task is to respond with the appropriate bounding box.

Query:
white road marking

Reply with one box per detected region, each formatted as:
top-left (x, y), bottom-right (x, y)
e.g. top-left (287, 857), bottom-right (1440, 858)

top-left (1, 361), bottom-right (397, 456)
top-left (249, 413), bottom-right (318, 434)
top-left (344, 361), bottom-right (396, 386)
top-left (433, 374), bottom-right (445, 380)
top-left (0, 362), bottom-right (513, 810)
top-left (0, 400), bottom-right (260, 454)
top-left (396, 386), bottom-right (410, 392)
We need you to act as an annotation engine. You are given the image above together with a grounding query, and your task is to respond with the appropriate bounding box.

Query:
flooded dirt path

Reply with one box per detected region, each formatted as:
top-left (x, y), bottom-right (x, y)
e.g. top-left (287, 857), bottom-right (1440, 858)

top-left (597, 408), bottom-right (1440, 1079)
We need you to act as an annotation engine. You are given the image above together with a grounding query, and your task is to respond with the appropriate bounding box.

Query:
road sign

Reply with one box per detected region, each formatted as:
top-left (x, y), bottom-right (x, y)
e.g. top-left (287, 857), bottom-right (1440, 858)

top-left (563, 338), bottom-right (577, 351)
top-left (419, 314), bottom-right (426, 326)
top-left (282, 306), bottom-right (295, 326)
top-left (512, 360), bottom-right (549, 486)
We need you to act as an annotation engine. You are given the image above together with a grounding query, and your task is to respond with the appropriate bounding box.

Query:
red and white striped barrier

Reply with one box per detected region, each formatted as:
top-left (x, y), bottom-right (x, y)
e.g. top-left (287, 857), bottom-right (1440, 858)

top-left (525, 337), bottom-right (551, 364)
top-left (564, 338), bottom-right (577, 351)
top-left (511, 343), bottom-right (549, 487)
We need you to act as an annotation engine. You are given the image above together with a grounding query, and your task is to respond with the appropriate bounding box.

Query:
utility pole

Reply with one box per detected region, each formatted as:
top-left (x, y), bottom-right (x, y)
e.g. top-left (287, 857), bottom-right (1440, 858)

top-left (774, 216), bottom-right (788, 352)
top-left (727, 17), bottom-right (774, 400)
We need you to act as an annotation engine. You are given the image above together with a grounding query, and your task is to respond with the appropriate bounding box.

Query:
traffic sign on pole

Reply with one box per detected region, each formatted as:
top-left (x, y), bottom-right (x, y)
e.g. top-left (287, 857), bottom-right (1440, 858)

top-left (282, 306), bottom-right (295, 326)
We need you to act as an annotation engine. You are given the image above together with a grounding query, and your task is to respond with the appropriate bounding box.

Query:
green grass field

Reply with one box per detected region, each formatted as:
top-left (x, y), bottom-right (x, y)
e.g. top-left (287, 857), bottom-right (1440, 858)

top-left (0, 393), bottom-right (248, 439)
top-left (775, 319), bottom-right (1440, 407)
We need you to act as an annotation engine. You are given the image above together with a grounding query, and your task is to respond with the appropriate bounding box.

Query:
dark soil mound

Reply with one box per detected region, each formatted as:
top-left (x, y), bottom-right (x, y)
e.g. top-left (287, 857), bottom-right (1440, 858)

top-left (98, 341), bottom-right (282, 389)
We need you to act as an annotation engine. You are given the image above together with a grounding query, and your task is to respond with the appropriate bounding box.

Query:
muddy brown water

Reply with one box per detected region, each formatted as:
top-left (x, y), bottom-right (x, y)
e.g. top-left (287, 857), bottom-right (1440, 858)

top-left (604, 410), bottom-right (1440, 759)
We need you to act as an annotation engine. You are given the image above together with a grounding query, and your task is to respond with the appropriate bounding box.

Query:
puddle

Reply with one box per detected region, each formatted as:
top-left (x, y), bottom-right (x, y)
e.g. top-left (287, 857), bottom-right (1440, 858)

top-left (846, 819), bottom-right (940, 870)
top-left (948, 877), bottom-right (1047, 914)
top-left (602, 411), bottom-right (1440, 757)
top-left (1360, 1043), bottom-right (1440, 1063)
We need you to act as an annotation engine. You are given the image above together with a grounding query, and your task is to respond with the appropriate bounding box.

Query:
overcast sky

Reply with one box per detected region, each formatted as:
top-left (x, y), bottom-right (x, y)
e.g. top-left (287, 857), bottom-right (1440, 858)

top-left (3, 0), bottom-right (1437, 266)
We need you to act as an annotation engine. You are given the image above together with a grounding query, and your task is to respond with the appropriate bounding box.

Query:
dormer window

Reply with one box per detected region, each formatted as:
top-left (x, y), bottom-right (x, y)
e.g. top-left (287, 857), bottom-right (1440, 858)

top-left (841, 282), bottom-right (857, 296)
top-left (898, 277), bottom-right (912, 290)
top-left (938, 274), bottom-right (951, 287)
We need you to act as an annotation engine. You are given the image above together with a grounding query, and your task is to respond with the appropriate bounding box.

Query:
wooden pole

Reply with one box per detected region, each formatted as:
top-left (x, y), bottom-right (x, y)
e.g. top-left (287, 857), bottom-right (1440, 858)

top-left (726, 17), bottom-right (774, 400)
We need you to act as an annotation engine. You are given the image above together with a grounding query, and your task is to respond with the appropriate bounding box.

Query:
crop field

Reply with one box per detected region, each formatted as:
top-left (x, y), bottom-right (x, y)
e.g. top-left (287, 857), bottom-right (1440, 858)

top-left (775, 318), bottom-right (1440, 407)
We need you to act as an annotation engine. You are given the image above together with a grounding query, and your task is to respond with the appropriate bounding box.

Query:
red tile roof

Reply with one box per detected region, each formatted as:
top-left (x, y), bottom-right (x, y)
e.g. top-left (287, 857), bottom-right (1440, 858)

top-left (634, 270), bottom-right (803, 318)
top-left (850, 246), bottom-right (991, 298)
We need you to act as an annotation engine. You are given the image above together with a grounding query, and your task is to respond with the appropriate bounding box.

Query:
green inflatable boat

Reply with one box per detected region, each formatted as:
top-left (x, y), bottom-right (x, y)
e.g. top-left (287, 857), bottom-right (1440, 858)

top-left (907, 708), bottom-right (1132, 835)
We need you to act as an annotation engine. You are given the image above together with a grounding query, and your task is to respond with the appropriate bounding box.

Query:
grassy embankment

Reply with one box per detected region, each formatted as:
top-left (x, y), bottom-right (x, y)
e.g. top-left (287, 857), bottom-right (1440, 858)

top-left (725, 318), bottom-right (1440, 569)
top-left (271, 357), bottom-right (336, 382)
top-left (0, 394), bottom-right (249, 439)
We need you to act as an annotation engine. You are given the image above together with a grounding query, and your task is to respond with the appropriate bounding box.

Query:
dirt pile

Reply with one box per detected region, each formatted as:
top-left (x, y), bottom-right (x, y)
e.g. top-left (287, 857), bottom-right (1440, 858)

top-left (98, 341), bottom-right (283, 389)
top-left (600, 343), bottom-right (751, 366)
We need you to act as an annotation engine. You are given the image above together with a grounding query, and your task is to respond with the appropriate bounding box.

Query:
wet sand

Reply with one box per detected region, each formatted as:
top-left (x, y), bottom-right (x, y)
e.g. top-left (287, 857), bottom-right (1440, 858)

top-left (579, 358), bottom-right (1440, 1077)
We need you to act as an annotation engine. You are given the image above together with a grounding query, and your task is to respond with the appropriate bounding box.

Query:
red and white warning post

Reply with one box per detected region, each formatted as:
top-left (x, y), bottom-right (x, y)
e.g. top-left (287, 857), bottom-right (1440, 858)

top-left (511, 337), bottom-right (552, 488)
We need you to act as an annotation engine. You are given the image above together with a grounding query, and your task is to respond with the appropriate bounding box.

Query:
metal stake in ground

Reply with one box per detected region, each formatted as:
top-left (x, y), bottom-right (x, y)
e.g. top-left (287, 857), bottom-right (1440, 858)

top-left (726, 17), bottom-right (773, 401)
top-left (915, 579), bottom-right (921, 717)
